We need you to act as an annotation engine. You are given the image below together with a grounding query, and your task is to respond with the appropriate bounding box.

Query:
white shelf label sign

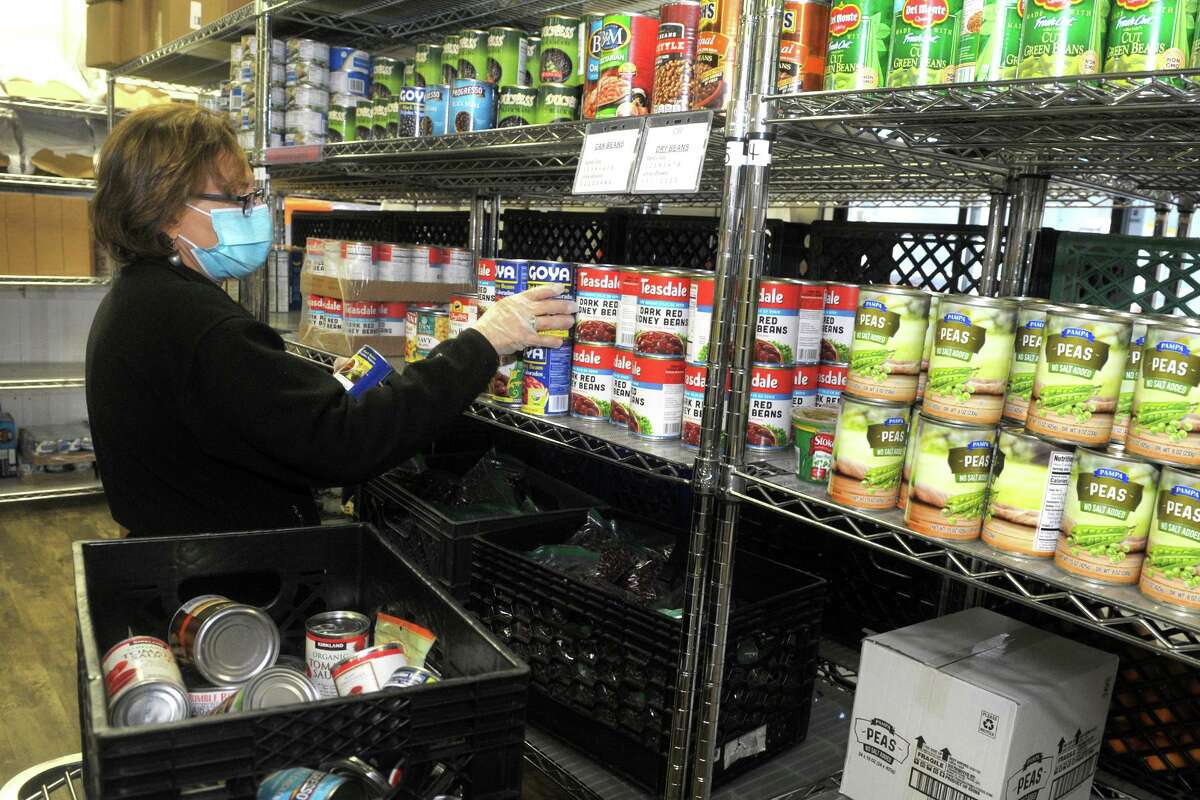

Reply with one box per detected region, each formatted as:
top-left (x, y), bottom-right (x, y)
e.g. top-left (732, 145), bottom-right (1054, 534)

top-left (572, 118), bottom-right (645, 195)
top-left (633, 111), bottom-right (714, 194)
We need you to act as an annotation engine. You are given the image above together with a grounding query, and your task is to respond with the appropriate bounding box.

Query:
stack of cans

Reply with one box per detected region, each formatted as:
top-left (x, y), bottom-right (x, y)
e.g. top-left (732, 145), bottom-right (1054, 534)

top-left (327, 47), bottom-right (371, 144)
top-left (369, 55), bottom-right (404, 139)
top-left (224, 35), bottom-right (285, 149)
top-left (286, 38), bottom-right (331, 146)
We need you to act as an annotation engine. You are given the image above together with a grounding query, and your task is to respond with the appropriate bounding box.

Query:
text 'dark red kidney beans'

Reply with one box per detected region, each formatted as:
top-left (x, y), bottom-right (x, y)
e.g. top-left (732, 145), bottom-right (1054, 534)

top-left (817, 361), bottom-right (847, 410)
top-left (682, 361), bottom-right (708, 448)
top-left (630, 354), bottom-right (685, 439)
top-left (617, 268), bottom-right (644, 349)
top-left (793, 363), bottom-right (819, 411)
top-left (571, 343), bottom-right (616, 421)
top-left (611, 348), bottom-right (636, 427)
top-left (748, 365), bottom-right (794, 449)
top-left (821, 282), bottom-right (858, 363)
top-left (635, 271), bottom-right (692, 356)
top-left (755, 278), bottom-right (803, 366)
top-left (795, 280), bottom-right (825, 364)
top-left (687, 274), bottom-right (716, 363)
top-left (527, 260), bottom-right (575, 338)
top-left (575, 264), bottom-right (621, 343)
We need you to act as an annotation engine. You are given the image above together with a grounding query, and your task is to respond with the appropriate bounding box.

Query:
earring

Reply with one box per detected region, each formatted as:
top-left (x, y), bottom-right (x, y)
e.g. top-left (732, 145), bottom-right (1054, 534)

top-left (168, 251), bottom-right (182, 266)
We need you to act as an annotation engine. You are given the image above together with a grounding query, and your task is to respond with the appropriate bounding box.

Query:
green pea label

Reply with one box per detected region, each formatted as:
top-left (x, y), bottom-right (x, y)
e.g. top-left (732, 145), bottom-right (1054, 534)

top-left (1016, 0), bottom-right (1109, 78)
top-left (824, 0), bottom-right (895, 89)
top-left (1015, 319), bottom-right (1046, 363)
top-left (887, 0), bottom-right (962, 87)
top-left (935, 311), bottom-right (987, 361)
top-left (1045, 328), bottom-right (1110, 379)
top-left (1142, 340), bottom-right (1200, 396)
top-left (855, 299), bottom-right (902, 345)
top-left (956, 0), bottom-right (1024, 80)
top-left (948, 440), bottom-right (994, 482)
top-left (867, 418), bottom-right (909, 456)
top-left (1104, 0), bottom-right (1194, 74)
top-left (1078, 467), bottom-right (1143, 518)
top-left (1156, 485), bottom-right (1200, 539)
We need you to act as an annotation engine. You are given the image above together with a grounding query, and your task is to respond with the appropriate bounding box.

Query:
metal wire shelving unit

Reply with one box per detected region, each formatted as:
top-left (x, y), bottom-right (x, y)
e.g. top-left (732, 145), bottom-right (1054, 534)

top-left (0, 174), bottom-right (96, 193)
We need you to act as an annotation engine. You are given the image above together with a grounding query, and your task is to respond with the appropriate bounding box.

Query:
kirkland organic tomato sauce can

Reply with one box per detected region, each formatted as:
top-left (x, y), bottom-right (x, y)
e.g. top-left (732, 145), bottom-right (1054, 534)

top-left (571, 343), bottom-right (616, 421)
top-left (617, 268), bottom-right (645, 349)
top-left (576, 264), bottom-right (621, 343)
top-left (820, 281), bottom-right (858, 363)
top-left (793, 363), bottom-right (819, 411)
top-left (682, 361), bottom-right (707, 448)
top-left (630, 354), bottom-right (685, 439)
top-left (747, 365), bottom-right (794, 449)
top-left (611, 348), bottom-right (636, 427)
top-left (635, 270), bottom-right (692, 356)
top-left (103, 636), bottom-right (189, 727)
top-left (755, 278), bottom-right (803, 366)
top-left (687, 274), bottom-right (716, 363)
top-left (305, 611), bottom-right (370, 699)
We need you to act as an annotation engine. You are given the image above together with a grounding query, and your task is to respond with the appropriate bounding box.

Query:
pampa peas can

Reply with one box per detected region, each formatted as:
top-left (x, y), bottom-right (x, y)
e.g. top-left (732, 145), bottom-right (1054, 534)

top-left (1056, 447), bottom-right (1159, 584)
top-left (1016, 0), bottom-right (1110, 79)
top-left (923, 295), bottom-right (1018, 425)
top-left (1126, 318), bottom-right (1200, 466)
top-left (897, 405), bottom-right (922, 511)
top-left (886, 0), bottom-right (964, 87)
top-left (829, 396), bottom-right (911, 509)
top-left (955, 0), bottom-right (1023, 81)
top-left (1140, 465), bottom-right (1200, 612)
top-left (824, 0), bottom-right (895, 89)
top-left (916, 293), bottom-right (941, 403)
top-left (1110, 317), bottom-right (1156, 446)
top-left (846, 285), bottom-right (931, 403)
top-left (983, 428), bottom-right (1075, 558)
top-left (1002, 300), bottom-right (1051, 424)
top-left (1103, 0), bottom-right (1194, 76)
top-left (905, 414), bottom-right (997, 540)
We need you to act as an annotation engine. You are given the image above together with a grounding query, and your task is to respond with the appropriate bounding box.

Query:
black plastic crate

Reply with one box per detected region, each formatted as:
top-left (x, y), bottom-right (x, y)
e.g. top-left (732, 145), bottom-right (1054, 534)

top-left (357, 451), bottom-right (600, 600)
top-left (75, 524), bottom-right (528, 800)
top-left (469, 512), bottom-right (826, 793)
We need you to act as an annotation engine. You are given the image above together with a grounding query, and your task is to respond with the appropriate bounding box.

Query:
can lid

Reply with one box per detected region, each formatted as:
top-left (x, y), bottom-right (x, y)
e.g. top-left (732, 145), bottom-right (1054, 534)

top-left (243, 666), bottom-right (320, 709)
top-left (307, 610), bottom-right (372, 638)
top-left (936, 293), bottom-right (1018, 312)
top-left (999, 425), bottom-right (1076, 451)
top-left (321, 757), bottom-right (393, 797)
top-left (580, 263), bottom-right (623, 270)
top-left (1149, 312), bottom-right (1200, 330)
top-left (111, 682), bottom-right (189, 727)
top-left (1075, 444), bottom-right (1162, 471)
top-left (1040, 303), bottom-right (1133, 326)
top-left (193, 605), bottom-right (281, 685)
top-left (793, 407), bottom-right (839, 427)
top-left (916, 410), bottom-right (997, 433)
top-left (840, 394), bottom-right (912, 411)
top-left (859, 284), bottom-right (931, 300)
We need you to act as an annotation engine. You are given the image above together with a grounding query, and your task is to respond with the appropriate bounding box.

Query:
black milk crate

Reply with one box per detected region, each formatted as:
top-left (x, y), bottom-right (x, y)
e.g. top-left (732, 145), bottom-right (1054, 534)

top-left (469, 512), bottom-right (826, 793)
top-left (357, 452), bottom-right (599, 601)
top-left (75, 524), bottom-right (528, 800)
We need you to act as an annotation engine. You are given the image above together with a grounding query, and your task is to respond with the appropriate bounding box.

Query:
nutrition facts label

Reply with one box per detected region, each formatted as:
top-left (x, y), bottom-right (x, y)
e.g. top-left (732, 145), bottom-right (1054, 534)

top-left (1035, 451), bottom-right (1074, 554)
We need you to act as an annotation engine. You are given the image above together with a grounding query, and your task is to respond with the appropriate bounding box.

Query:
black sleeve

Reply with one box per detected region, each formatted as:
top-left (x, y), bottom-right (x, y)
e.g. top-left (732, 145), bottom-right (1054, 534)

top-left (180, 317), bottom-right (498, 487)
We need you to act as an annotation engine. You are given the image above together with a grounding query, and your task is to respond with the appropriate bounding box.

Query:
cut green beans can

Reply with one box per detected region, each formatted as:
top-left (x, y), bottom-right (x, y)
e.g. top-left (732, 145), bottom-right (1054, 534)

top-left (1126, 318), bottom-right (1200, 466)
top-left (1016, 0), bottom-right (1109, 79)
top-left (954, 0), bottom-right (1023, 81)
top-left (886, 0), bottom-right (963, 87)
top-left (829, 396), bottom-right (911, 509)
top-left (905, 414), bottom-right (997, 540)
top-left (846, 285), bottom-right (931, 403)
top-left (1103, 0), bottom-right (1195, 76)
top-left (1002, 300), bottom-right (1051, 424)
top-left (1140, 464), bottom-right (1200, 612)
top-left (983, 428), bottom-right (1075, 558)
top-left (923, 294), bottom-right (1018, 425)
top-left (824, 0), bottom-right (895, 89)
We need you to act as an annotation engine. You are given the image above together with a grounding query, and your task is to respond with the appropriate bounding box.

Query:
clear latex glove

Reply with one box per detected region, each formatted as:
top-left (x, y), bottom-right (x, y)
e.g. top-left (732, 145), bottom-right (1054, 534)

top-left (470, 283), bottom-right (576, 356)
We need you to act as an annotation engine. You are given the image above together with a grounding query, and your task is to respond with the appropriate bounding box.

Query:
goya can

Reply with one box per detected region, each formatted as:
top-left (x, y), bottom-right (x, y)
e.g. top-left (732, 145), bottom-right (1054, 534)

top-left (630, 354), bottom-right (685, 439)
top-left (1002, 300), bottom-right (1051, 423)
top-left (582, 13), bottom-right (606, 119)
top-left (540, 15), bottom-right (585, 85)
top-left (497, 84), bottom-right (537, 126)
top-left (846, 285), bottom-right (931, 403)
top-left (1026, 305), bottom-right (1132, 446)
top-left (525, 36), bottom-right (541, 86)
top-left (305, 611), bottom-right (370, 700)
top-left (983, 428), bottom-right (1075, 558)
top-left (817, 361), bottom-right (848, 409)
top-left (754, 278), bottom-right (804, 366)
top-left (103, 636), bottom-right (189, 727)
top-left (682, 362), bottom-right (707, 447)
top-left (1111, 317), bottom-right (1156, 446)
top-left (829, 396), bottom-right (910, 508)
top-left (923, 295), bottom-right (1018, 425)
top-left (778, 0), bottom-right (833, 92)
top-left (905, 415), bottom-right (997, 540)
top-left (450, 79), bottom-right (497, 132)
top-left (617, 268), bottom-right (645, 349)
top-left (414, 43), bottom-right (443, 87)
top-left (395, 86), bottom-right (426, 137)
top-left (652, 1), bottom-right (702, 113)
top-left (571, 343), bottom-right (616, 421)
top-left (371, 56), bottom-right (403, 97)
top-left (793, 363), bottom-right (819, 410)
top-left (916, 293), bottom-right (941, 403)
top-left (1126, 318), bottom-right (1200, 465)
top-left (824, 0), bottom-right (894, 90)
top-left (527, 260), bottom-right (575, 339)
top-left (955, 0), bottom-right (1023, 81)
top-left (442, 34), bottom-right (460, 83)
top-left (422, 84), bottom-right (450, 134)
top-left (692, 0), bottom-right (743, 109)
top-left (897, 405), bottom-right (922, 511)
top-left (1016, 0), bottom-right (1109, 79)
top-left (259, 768), bottom-right (360, 800)
top-left (795, 407), bottom-right (839, 482)
top-left (1140, 465), bottom-right (1200, 611)
top-left (820, 281), bottom-right (859, 362)
top-left (487, 27), bottom-right (528, 85)
top-left (1056, 447), bottom-right (1159, 584)
top-left (576, 263), bottom-right (621, 342)
top-left (523, 343), bottom-right (572, 415)
top-left (611, 349), bottom-right (636, 427)
top-left (535, 83), bottom-right (581, 123)
top-left (747, 365), bottom-right (795, 449)
top-left (635, 270), bottom-right (692, 356)
top-left (593, 13), bottom-right (660, 118)
top-left (457, 29), bottom-right (489, 81)
top-left (169, 595), bottom-right (280, 686)
top-left (886, 0), bottom-right (963, 87)
top-left (687, 274), bottom-right (716, 363)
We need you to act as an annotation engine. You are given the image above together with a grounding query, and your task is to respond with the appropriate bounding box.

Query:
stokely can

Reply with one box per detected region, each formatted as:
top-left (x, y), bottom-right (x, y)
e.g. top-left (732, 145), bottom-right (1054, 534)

top-left (816, 361), bottom-right (848, 410)
top-left (1126, 318), bottom-right (1200, 467)
top-left (635, 270), bottom-right (692, 357)
top-left (416, 308), bottom-right (450, 352)
top-left (777, 0), bottom-right (831, 93)
top-left (449, 295), bottom-right (479, 339)
top-left (540, 15), bottom-right (585, 86)
top-left (103, 636), bottom-right (189, 727)
top-left (527, 260), bottom-right (575, 339)
top-left (457, 29), bottom-right (489, 81)
top-left (617, 268), bottom-right (645, 350)
top-left (487, 27), bottom-right (528, 85)
top-left (422, 84), bottom-right (450, 134)
top-left (477, 257), bottom-right (497, 311)
top-left (523, 343), bottom-right (572, 416)
top-left (754, 278), bottom-right (804, 366)
top-left (497, 84), bottom-right (537, 126)
top-left (747, 365), bottom-right (795, 450)
top-left (905, 415), bottom-right (997, 541)
top-left (378, 302), bottom-right (406, 338)
top-left (1140, 465), bottom-right (1200, 612)
top-left (652, 1), bottom-right (702, 113)
top-left (1002, 300), bottom-right (1051, 423)
top-left (692, 0), bottom-right (743, 110)
top-left (611, 349), bottom-right (636, 427)
top-left (450, 79), bottom-right (497, 132)
top-left (442, 35), bottom-right (460, 84)
top-left (571, 343), bottom-right (616, 421)
top-left (793, 363), bottom-right (819, 411)
top-left (1056, 447), bottom-right (1159, 585)
top-left (829, 395), bottom-right (911, 509)
top-left (332, 642), bottom-right (410, 697)
top-left (682, 361), bottom-right (707, 448)
top-left (535, 82), bottom-right (581, 123)
top-left (630, 354), bottom-right (685, 439)
top-left (305, 611), bottom-right (370, 699)
top-left (169, 595), bottom-right (280, 686)
top-left (343, 300), bottom-right (380, 337)
top-left (982, 428), bottom-right (1075, 559)
top-left (846, 285), bottom-right (932, 403)
top-left (897, 406), bottom-right (922, 511)
top-left (592, 13), bottom-right (660, 118)
top-left (686, 274), bottom-right (716, 363)
top-left (414, 43), bottom-right (443, 87)
top-left (923, 294), bottom-right (1019, 425)
top-left (820, 281), bottom-right (858, 363)
top-left (576, 264), bottom-right (621, 343)
top-left (794, 408), bottom-right (838, 483)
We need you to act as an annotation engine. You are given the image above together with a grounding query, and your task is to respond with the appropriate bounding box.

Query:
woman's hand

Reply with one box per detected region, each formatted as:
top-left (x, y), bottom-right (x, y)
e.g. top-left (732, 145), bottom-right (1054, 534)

top-left (471, 283), bottom-right (576, 356)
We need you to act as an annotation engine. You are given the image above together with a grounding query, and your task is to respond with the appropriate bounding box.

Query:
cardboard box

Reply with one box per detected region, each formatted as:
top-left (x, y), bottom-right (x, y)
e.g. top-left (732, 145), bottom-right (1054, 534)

top-left (86, 1), bottom-right (124, 69)
top-left (34, 196), bottom-right (64, 276)
top-left (201, 0), bottom-right (247, 26)
top-left (154, 0), bottom-right (203, 48)
top-left (840, 608), bottom-right (1117, 800)
top-left (60, 197), bottom-right (95, 277)
top-left (5, 193), bottom-right (36, 275)
top-left (122, 0), bottom-right (156, 60)
top-left (299, 272), bottom-right (469, 304)
top-left (298, 322), bottom-right (406, 359)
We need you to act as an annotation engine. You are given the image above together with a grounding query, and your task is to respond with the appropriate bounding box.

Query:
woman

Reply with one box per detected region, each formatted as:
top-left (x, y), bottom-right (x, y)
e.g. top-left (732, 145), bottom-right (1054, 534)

top-left (85, 105), bottom-right (571, 536)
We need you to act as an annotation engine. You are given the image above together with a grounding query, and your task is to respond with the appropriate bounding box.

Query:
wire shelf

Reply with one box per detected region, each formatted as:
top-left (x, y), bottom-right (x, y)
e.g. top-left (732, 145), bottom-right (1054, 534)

top-left (0, 97), bottom-right (108, 120)
top-left (0, 362), bottom-right (86, 390)
top-left (0, 175), bottom-right (96, 193)
top-left (0, 275), bottom-right (109, 287)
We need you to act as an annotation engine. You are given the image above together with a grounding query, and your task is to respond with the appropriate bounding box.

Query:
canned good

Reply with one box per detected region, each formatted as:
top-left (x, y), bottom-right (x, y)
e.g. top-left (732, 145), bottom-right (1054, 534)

top-left (416, 308), bottom-right (450, 352)
top-left (981, 427), bottom-right (1075, 558)
top-left (527, 260), bottom-right (575, 338)
top-left (581, 13), bottom-right (606, 119)
top-left (320, 757), bottom-right (393, 797)
top-left (905, 415), bottom-right (997, 540)
top-left (955, 0), bottom-right (1023, 82)
top-left (410, 245), bottom-right (441, 283)
top-left (304, 237), bottom-right (325, 274)
top-left (286, 38), bottom-right (329, 65)
top-left (169, 595), bottom-right (280, 686)
top-left (371, 95), bottom-right (397, 138)
top-left (923, 295), bottom-right (1018, 425)
top-left (571, 343), bottom-right (616, 421)
top-left (611, 349), bottom-right (636, 427)
top-left (824, 0), bottom-right (891, 89)
top-left (332, 642), bottom-right (410, 696)
top-left (442, 34), bottom-right (460, 84)
top-left (916, 293), bottom-right (941, 403)
top-left (846, 285), bottom-right (932, 403)
top-left (692, 0), bottom-right (743, 109)
top-left (458, 29), bottom-right (489, 81)
top-left (1111, 318), bottom-right (1154, 447)
top-left (682, 362), bottom-right (707, 447)
top-left (1026, 305), bottom-right (1133, 446)
top-left (897, 406), bottom-right (922, 511)
top-left (754, 278), bottom-right (805, 366)
top-left (372, 56), bottom-right (403, 98)
top-left (816, 361), bottom-right (848, 410)
top-left (395, 86), bottom-right (426, 136)
top-left (211, 663), bottom-right (320, 714)
top-left (404, 307), bottom-right (420, 362)
top-left (305, 611), bottom-right (370, 700)
top-left (418, 84), bottom-right (449, 135)
top-left (540, 15), bottom-right (585, 86)
top-left (327, 96), bottom-right (357, 143)
top-left (259, 768), bottom-right (362, 800)
top-left (576, 264), bottom-right (621, 342)
top-left (490, 355), bottom-right (525, 405)
top-left (535, 82), bottom-right (581, 123)
top-left (343, 301), bottom-right (379, 336)
top-left (617, 268), bottom-right (644, 350)
top-left (820, 281), bottom-right (858, 362)
top-left (496, 259), bottom-right (529, 298)
top-left (383, 666), bottom-right (441, 689)
top-left (325, 297), bottom-right (344, 332)
top-left (374, 243), bottom-right (410, 282)
top-left (1140, 464), bottom-right (1200, 611)
top-left (829, 396), bottom-right (910, 508)
top-left (378, 302), bottom-right (407, 338)
top-left (592, 13), bottom-right (659, 118)
top-left (525, 36), bottom-right (542, 87)
top-left (487, 27), bottom-right (528, 85)
top-left (477, 257), bottom-right (497, 310)
top-left (795, 408), bottom-right (838, 483)
top-left (450, 79), bottom-right (497, 132)
top-left (414, 43), bottom-right (443, 87)
top-left (747, 364), bottom-right (795, 450)
top-left (354, 99), bottom-right (373, 140)
top-left (286, 60), bottom-right (329, 90)
top-left (497, 84), bottom-right (538, 126)
top-left (1056, 447), bottom-right (1159, 584)
top-left (794, 280), bottom-right (825, 364)
top-left (1126, 318), bottom-right (1200, 467)
top-left (285, 109), bottom-right (326, 146)
top-left (341, 240), bottom-right (373, 281)
top-left (1016, 0), bottom-right (1108, 79)
top-left (329, 47), bottom-right (370, 96)
top-left (103, 636), bottom-right (189, 727)
top-left (630, 354), bottom-right (685, 439)
top-left (1002, 300), bottom-right (1051, 423)
top-left (778, 0), bottom-right (831, 92)
top-left (523, 343), bottom-right (572, 415)
top-left (887, 0), bottom-right (962, 87)
top-left (686, 274), bottom-right (716, 363)
top-left (285, 85), bottom-right (329, 112)
top-left (652, 1), bottom-right (702, 113)
top-left (792, 363), bottom-right (819, 411)
top-left (449, 295), bottom-right (478, 339)
top-left (186, 682), bottom-right (238, 716)
top-left (635, 270), bottom-right (692, 356)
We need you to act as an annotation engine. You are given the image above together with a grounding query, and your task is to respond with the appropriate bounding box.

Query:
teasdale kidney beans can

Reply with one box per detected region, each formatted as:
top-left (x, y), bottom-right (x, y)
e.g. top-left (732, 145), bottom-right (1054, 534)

top-left (630, 353), bottom-right (685, 439)
top-left (687, 273), bottom-right (716, 363)
top-left (792, 363), bottom-right (819, 412)
top-left (575, 264), bottom-right (621, 343)
top-left (610, 348), bottom-right (636, 428)
top-left (570, 342), bottom-right (616, 421)
top-left (635, 270), bottom-right (692, 357)
top-left (682, 361), bottom-right (707, 448)
top-left (746, 365), bottom-right (795, 450)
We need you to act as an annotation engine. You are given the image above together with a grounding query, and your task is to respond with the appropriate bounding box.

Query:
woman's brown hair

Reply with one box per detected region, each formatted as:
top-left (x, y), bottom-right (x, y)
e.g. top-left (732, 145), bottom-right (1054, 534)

top-left (91, 104), bottom-right (245, 264)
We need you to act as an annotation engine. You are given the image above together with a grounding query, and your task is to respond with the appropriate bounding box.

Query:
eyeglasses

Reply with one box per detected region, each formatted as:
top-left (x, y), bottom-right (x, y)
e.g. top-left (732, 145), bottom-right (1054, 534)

top-left (193, 188), bottom-right (266, 216)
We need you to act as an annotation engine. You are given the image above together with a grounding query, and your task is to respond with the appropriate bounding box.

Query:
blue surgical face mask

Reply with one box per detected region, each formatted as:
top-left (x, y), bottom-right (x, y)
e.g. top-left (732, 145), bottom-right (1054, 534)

top-left (178, 203), bottom-right (272, 280)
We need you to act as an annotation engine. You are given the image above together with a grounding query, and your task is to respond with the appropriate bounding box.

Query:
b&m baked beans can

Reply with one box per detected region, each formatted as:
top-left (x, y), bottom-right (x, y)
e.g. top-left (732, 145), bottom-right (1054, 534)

top-left (611, 348), bottom-right (635, 427)
top-left (527, 260), bottom-right (575, 339)
top-left (523, 343), bottom-right (572, 415)
top-left (575, 263), bottom-right (621, 343)
top-left (754, 278), bottom-right (803, 366)
top-left (820, 281), bottom-right (858, 363)
top-left (630, 354), bottom-right (685, 439)
top-left (687, 273), bottom-right (716, 363)
top-left (747, 365), bottom-right (794, 449)
top-left (817, 361), bottom-right (847, 410)
top-left (635, 270), bottom-right (691, 356)
top-left (593, 13), bottom-right (659, 118)
top-left (617, 268), bottom-right (645, 349)
top-left (793, 363), bottom-right (818, 411)
top-left (570, 343), bottom-right (615, 421)
top-left (682, 361), bottom-right (707, 448)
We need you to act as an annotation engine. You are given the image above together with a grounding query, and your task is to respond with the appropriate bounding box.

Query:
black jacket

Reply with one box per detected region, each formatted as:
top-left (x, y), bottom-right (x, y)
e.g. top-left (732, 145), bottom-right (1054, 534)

top-left (85, 258), bottom-right (497, 536)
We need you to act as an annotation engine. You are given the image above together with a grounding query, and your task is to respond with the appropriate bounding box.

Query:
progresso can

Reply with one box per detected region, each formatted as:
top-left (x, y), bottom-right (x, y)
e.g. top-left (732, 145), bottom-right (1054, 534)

top-left (457, 29), bottom-right (489, 81)
top-left (371, 56), bottom-right (403, 97)
top-left (305, 611), bottom-right (370, 700)
top-left (497, 84), bottom-right (537, 126)
top-left (540, 15), bottom-right (585, 85)
top-left (450, 79), bottom-right (497, 132)
top-left (635, 270), bottom-right (692, 356)
top-left (630, 354), bottom-right (685, 439)
top-left (682, 361), bottom-right (707, 448)
top-left (593, 13), bottom-right (660, 117)
top-left (652, 1), bottom-right (702, 113)
top-left (525, 36), bottom-right (541, 87)
top-left (422, 84), bottom-right (450, 134)
top-left (523, 343), bottom-right (572, 415)
top-left (571, 343), bottom-right (616, 421)
top-left (259, 768), bottom-right (361, 800)
top-left (747, 364), bottom-right (795, 450)
top-left (778, 0), bottom-right (831, 93)
top-left (611, 349), bottom-right (636, 427)
top-left (576, 264), bottom-right (621, 343)
top-left (487, 27), bottom-right (528, 85)
top-left (103, 636), bottom-right (189, 727)
top-left (169, 595), bottom-right (280, 686)
top-left (692, 0), bottom-right (743, 109)
top-left (442, 34), bottom-right (460, 84)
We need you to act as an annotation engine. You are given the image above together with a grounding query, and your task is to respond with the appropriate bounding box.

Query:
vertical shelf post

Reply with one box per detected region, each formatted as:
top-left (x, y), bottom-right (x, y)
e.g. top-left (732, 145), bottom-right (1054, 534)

top-left (979, 190), bottom-right (1007, 297)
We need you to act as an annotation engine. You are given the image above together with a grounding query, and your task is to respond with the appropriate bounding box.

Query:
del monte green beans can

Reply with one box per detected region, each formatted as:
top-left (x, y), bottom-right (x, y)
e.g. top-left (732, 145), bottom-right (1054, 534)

top-left (905, 414), bottom-right (997, 540)
top-left (923, 294), bottom-right (1018, 425)
top-left (983, 428), bottom-right (1075, 558)
top-left (846, 285), bottom-right (932, 403)
top-left (954, 0), bottom-right (1023, 81)
top-left (1126, 318), bottom-right (1200, 466)
top-left (824, 0), bottom-right (895, 89)
top-left (1016, 0), bottom-right (1110, 79)
top-left (1103, 0), bottom-right (1195, 76)
top-left (1026, 304), bottom-right (1132, 446)
top-left (829, 396), bottom-right (911, 509)
top-left (1002, 300), bottom-right (1051, 423)
top-left (497, 85), bottom-right (537, 127)
top-left (1055, 447), bottom-right (1158, 584)
top-left (886, 0), bottom-right (964, 86)
top-left (1140, 465), bottom-right (1200, 611)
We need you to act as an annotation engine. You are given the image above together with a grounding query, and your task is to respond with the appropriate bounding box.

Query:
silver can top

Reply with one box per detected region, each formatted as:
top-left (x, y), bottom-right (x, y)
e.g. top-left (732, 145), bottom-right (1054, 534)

top-left (321, 757), bottom-right (393, 797)
top-left (110, 682), bottom-right (189, 727)
top-left (243, 666), bottom-right (320, 710)
top-left (306, 610), bottom-right (371, 639)
top-left (193, 604), bottom-right (280, 685)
